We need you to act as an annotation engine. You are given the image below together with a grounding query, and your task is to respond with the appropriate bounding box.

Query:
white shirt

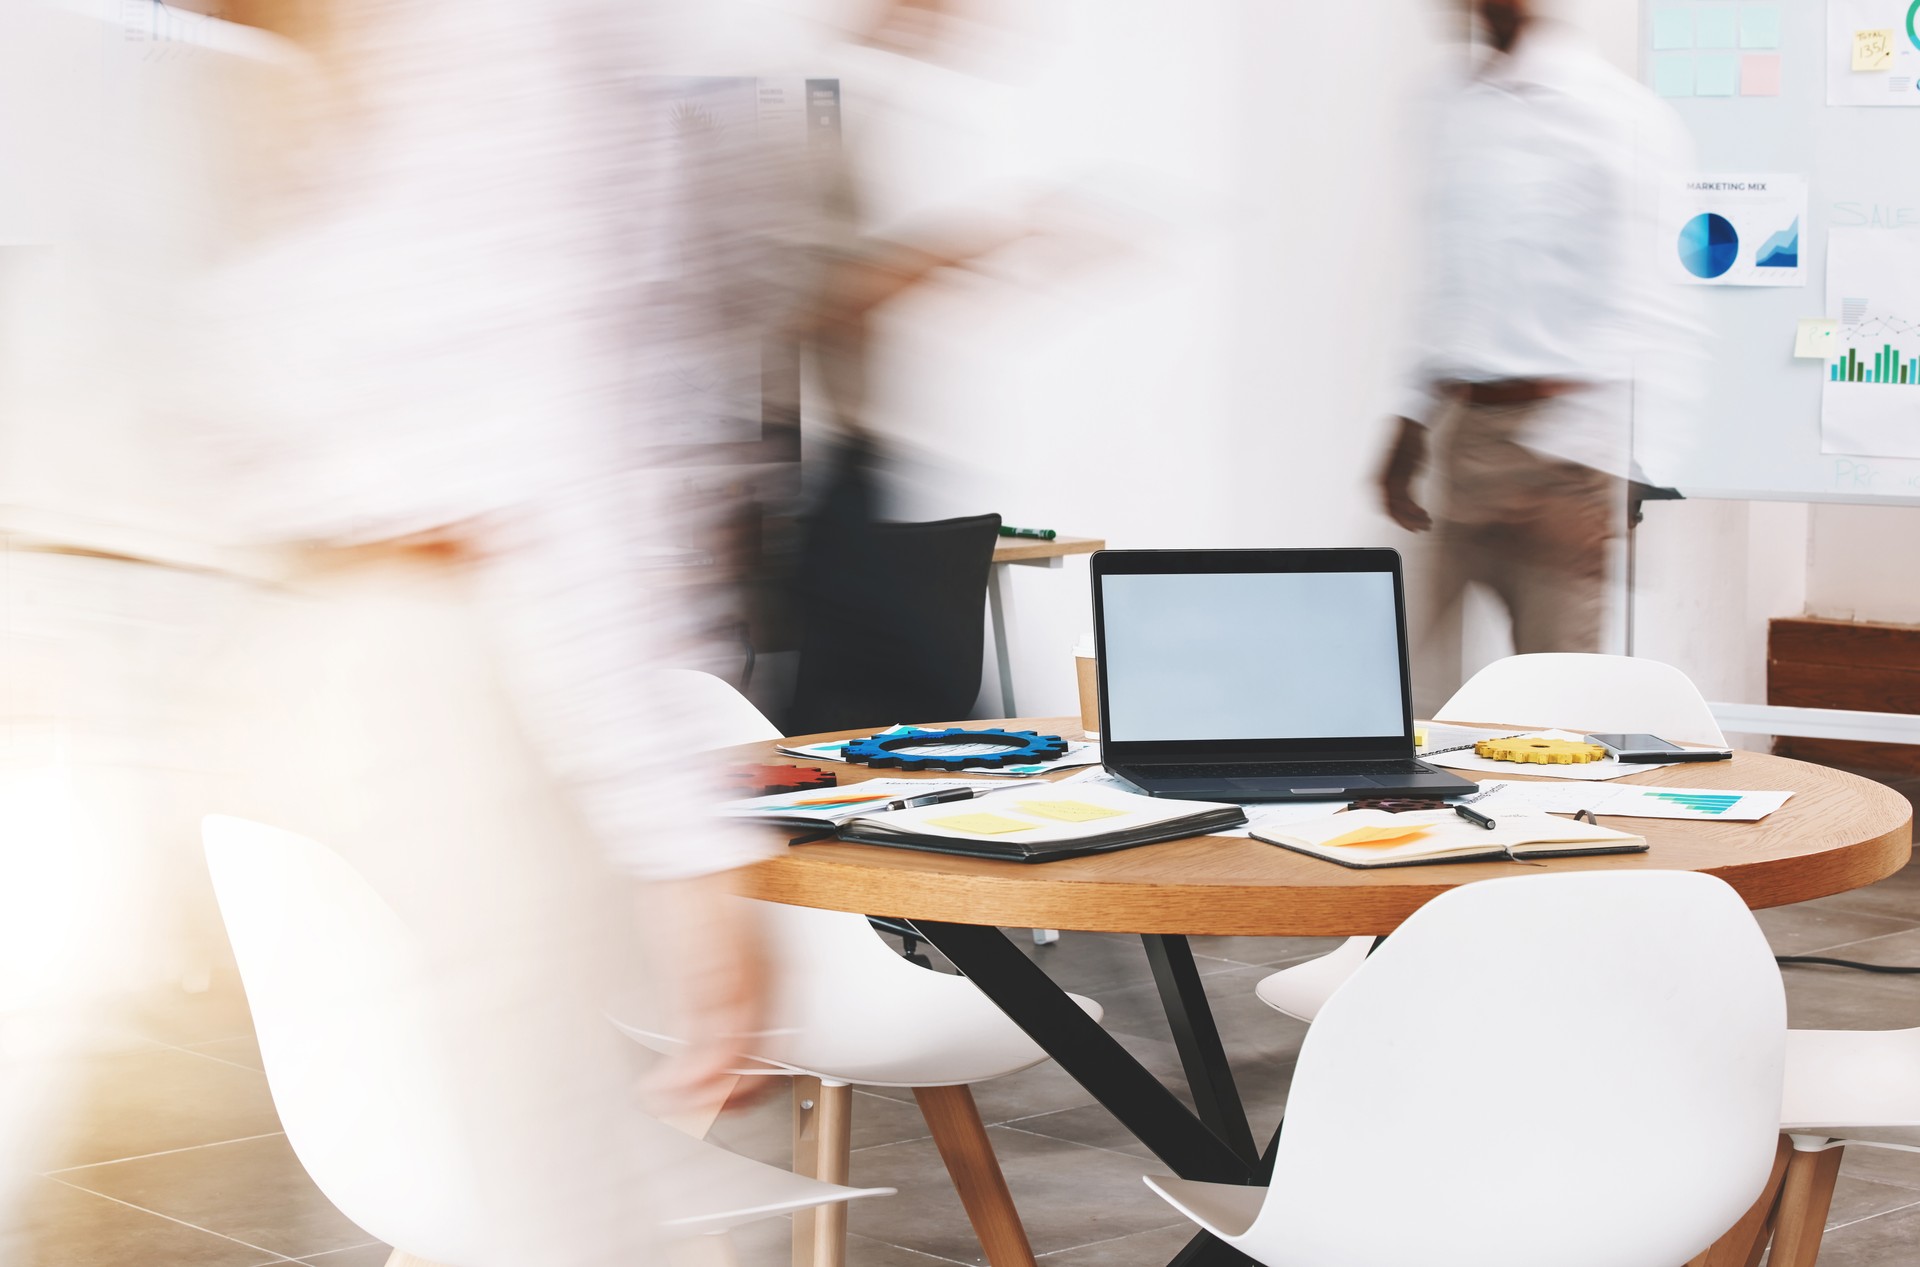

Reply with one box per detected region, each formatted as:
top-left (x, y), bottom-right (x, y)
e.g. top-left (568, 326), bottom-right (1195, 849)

top-left (1396, 25), bottom-right (1699, 479)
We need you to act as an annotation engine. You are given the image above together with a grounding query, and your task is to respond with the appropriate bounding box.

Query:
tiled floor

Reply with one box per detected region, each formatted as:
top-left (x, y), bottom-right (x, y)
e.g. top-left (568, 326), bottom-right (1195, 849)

top-left (22, 776), bottom-right (1920, 1266)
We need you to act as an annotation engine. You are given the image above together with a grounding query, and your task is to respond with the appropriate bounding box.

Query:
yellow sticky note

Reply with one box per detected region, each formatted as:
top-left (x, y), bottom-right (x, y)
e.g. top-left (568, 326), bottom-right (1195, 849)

top-left (1414, 727), bottom-right (1428, 748)
top-left (1795, 319), bottom-right (1839, 359)
top-left (1322, 824), bottom-right (1433, 850)
top-left (1017, 799), bottom-right (1129, 823)
top-left (1853, 29), bottom-right (1893, 71)
top-left (927, 812), bottom-right (1036, 835)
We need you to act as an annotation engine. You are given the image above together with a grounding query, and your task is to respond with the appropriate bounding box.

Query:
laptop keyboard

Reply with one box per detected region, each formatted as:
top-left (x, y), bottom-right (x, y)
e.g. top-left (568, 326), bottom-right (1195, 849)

top-left (1131, 760), bottom-right (1434, 779)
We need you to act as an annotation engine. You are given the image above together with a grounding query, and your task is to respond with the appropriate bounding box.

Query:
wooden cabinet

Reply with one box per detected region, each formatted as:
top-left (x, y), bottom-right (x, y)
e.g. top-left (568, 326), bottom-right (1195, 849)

top-left (1770, 617), bottom-right (1920, 776)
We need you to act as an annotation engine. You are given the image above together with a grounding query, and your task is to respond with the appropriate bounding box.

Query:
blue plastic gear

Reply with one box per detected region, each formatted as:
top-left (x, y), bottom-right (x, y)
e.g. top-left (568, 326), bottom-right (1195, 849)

top-left (840, 726), bottom-right (1069, 771)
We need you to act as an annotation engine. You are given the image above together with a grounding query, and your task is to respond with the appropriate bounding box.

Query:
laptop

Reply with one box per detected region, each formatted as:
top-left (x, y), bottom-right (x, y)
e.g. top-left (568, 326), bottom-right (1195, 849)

top-left (1091, 547), bottom-right (1477, 802)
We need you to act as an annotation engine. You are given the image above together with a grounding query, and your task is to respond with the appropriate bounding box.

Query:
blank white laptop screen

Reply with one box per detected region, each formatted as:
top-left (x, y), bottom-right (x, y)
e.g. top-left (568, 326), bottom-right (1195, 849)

top-left (1100, 571), bottom-right (1405, 742)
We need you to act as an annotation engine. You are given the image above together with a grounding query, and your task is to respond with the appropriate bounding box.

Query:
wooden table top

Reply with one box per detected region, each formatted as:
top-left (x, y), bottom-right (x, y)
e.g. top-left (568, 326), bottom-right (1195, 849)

top-left (733, 718), bottom-right (1914, 936)
top-left (990, 535), bottom-right (1104, 565)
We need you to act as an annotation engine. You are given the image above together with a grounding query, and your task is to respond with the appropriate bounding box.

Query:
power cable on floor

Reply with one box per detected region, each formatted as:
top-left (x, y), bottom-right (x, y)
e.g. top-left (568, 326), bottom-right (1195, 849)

top-left (1776, 955), bottom-right (1920, 975)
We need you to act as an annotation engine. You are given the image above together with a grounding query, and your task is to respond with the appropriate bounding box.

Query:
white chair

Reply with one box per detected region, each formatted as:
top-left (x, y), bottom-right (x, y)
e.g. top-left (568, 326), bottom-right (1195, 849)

top-left (1431, 652), bottom-right (1728, 745)
top-left (1148, 870), bottom-right (1787, 1267)
top-left (1256, 652), bottom-right (1726, 1024)
top-left (616, 670), bottom-right (1105, 1267)
top-left (1711, 1026), bottom-right (1920, 1266)
top-left (202, 815), bottom-right (888, 1267)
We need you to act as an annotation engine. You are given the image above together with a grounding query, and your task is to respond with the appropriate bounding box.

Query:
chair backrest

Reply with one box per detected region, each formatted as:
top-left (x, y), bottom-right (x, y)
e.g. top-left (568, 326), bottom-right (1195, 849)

top-left (787, 512), bottom-right (1002, 734)
top-left (660, 668), bottom-right (782, 749)
top-left (1435, 653), bottom-right (1727, 746)
top-left (1250, 870), bottom-right (1785, 1267)
top-left (201, 816), bottom-right (487, 1265)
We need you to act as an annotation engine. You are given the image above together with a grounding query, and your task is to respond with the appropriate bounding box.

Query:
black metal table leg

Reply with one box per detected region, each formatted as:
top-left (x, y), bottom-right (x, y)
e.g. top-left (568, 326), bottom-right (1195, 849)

top-left (1141, 934), bottom-right (1260, 1167)
top-left (911, 919), bottom-right (1256, 1185)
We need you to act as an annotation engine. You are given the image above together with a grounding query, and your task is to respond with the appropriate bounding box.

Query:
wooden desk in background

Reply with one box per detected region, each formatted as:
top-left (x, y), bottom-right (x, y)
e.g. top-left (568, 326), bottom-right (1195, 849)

top-left (738, 717), bottom-right (1913, 1267)
top-left (986, 536), bottom-right (1103, 717)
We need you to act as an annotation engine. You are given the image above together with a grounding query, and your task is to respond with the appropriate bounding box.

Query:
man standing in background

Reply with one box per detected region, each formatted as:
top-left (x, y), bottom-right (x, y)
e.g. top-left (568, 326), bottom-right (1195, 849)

top-left (1378, 0), bottom-right (1695, 679)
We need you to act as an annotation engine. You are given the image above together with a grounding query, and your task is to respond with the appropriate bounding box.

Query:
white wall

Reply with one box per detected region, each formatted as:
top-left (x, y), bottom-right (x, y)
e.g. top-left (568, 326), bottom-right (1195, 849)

top-left (1806, 505), bottom-right (1920, 624)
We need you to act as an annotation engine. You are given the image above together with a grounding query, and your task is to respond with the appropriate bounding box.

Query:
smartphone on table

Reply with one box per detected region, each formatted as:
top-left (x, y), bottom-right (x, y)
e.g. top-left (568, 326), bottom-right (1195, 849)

top-left (1584, 733), bottom-right (1734, 763)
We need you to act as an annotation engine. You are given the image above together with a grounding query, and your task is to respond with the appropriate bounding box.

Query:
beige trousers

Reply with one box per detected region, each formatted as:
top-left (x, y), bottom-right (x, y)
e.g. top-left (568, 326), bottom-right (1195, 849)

top-left (1422, 397), bottom-right (1625, 657)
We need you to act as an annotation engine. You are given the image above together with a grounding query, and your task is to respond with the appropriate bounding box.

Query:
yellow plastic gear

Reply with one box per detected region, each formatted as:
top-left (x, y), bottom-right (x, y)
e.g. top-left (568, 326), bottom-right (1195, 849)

top-left (1473, 737), bottom-right (1610, 765)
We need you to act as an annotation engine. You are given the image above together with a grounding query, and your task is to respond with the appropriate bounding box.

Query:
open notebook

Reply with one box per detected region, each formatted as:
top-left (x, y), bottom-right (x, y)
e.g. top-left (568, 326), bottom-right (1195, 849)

top-left (834, 785), bottom-right (1246, 862)
top-left (1252, 807), bottom-right (1646, 870)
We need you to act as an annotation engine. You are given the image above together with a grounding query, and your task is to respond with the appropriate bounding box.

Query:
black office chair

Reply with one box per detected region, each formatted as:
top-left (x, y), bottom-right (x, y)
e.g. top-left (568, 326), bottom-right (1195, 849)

top-left (785, 508), bottom-right (1002, 736)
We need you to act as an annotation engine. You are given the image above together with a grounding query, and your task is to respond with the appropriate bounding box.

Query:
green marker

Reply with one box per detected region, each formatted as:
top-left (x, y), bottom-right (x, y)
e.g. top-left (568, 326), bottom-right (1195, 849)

top-left (998, 525), bottom-right (1057, 540)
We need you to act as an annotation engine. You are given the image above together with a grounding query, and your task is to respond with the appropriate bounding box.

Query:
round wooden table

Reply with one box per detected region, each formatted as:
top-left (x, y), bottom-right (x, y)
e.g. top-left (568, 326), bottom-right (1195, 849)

top-left (739, 718), bottom-right (1913, 936)
top-left (733, 719), bottom-right (1912, 1267)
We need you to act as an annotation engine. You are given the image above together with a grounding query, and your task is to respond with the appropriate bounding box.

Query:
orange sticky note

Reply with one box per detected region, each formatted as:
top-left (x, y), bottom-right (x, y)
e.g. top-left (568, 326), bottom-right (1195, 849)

top-left (927, 812), bottom-right (1036, 835)
top-left (1321, 824), bottom-right (1434, 850)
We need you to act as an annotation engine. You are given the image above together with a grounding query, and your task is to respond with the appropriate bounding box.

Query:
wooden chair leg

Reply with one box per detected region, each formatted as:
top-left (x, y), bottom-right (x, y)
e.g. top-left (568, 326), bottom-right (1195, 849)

top-left (1685, 1134), bottom-right (1792, 1267)
top-left (791, 1075), bottom-right (823, 1267)
top-left (810, 1081), bottom-right (854, 1267)
top-left (913, 1085), bottom-right (1038, 1267)
top-left (1769, 1142), bottom-right (1846, 1267)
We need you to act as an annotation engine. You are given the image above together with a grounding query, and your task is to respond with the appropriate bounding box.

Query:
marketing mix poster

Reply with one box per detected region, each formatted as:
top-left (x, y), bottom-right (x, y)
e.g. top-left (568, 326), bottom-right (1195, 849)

top-left (1662, 174), bottom-right (1808, 287)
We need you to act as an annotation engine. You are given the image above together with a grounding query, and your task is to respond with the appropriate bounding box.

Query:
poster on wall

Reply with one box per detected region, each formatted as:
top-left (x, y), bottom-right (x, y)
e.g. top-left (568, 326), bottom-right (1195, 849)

top-left (1827, 0), bottom-right (1920, 105)
top-left (1821, 231), bottom-right (1920, 457)
top-left (1660, 174), bottom-right (1807, 286)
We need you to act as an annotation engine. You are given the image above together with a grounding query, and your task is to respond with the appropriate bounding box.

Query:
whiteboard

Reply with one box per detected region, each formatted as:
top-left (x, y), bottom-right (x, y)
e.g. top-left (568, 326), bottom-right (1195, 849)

top-left (1641, 0), bottom-right (1920, 503)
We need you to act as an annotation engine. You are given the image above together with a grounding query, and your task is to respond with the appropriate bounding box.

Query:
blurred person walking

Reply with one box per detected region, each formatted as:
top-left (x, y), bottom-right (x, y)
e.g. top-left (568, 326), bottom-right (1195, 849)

top-left (4, 0), bottom-right (781, 1261)
top-left (1377, 0), bottom-right (1693, 673)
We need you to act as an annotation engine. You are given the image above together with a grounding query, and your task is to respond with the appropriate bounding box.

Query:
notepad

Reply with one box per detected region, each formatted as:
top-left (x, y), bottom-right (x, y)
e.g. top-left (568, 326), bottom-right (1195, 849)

top-left (1253, 808), bottom-right (1645, 870)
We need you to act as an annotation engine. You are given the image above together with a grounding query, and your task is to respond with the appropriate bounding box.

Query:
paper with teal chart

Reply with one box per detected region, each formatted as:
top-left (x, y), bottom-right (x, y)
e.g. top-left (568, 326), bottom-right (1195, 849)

top-left (1661, 174), bottom-right (1806, 287)
top-left (1821, 231), bottom-right (1920, 458)
top-left (1827, 0), bottom-right (1920, 105)
top-left (1471, 781), bottom-right (1793, 822)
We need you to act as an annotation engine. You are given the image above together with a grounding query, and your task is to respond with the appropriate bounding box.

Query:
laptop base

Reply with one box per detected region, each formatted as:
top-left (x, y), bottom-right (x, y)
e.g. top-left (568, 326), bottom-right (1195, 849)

top-left (1114, 765), bottom-right (1477, 803)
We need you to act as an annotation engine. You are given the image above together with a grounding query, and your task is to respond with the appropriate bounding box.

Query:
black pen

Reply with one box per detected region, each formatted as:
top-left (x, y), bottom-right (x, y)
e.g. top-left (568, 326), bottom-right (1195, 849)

top-left (1454, 803), bottom-right (1497, 830)
top-left (885, 788), bottom-right (977, 811)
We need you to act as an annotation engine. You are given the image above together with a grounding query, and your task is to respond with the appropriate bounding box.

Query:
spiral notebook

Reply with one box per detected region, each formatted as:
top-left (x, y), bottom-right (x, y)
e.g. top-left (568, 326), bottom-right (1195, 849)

top-left (1252, 807), bottom-right (1646, 870)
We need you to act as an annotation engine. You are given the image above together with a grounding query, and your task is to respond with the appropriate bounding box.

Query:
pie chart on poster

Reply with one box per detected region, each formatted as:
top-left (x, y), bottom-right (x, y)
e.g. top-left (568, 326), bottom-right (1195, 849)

top-left (1678, 213), bottom-right (1739, 280)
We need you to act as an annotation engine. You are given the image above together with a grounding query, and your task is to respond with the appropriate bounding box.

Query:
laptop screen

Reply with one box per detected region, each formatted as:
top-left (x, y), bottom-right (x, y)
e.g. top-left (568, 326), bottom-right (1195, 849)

top-left (1098, 569), bottom-right (1407, 743)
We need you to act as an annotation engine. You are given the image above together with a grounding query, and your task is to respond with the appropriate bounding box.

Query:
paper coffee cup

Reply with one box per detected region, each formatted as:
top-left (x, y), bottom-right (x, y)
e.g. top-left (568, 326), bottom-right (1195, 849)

top-left (1073, 634), bottom-right (1099, 738)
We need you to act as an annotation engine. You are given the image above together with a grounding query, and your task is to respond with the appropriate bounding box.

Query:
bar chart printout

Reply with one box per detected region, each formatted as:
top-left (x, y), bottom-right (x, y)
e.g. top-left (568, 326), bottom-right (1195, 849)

top-left (1822, 232), bottom-right (1920, 459)
top-left (1644, 791), bottom-right (1742, 815)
